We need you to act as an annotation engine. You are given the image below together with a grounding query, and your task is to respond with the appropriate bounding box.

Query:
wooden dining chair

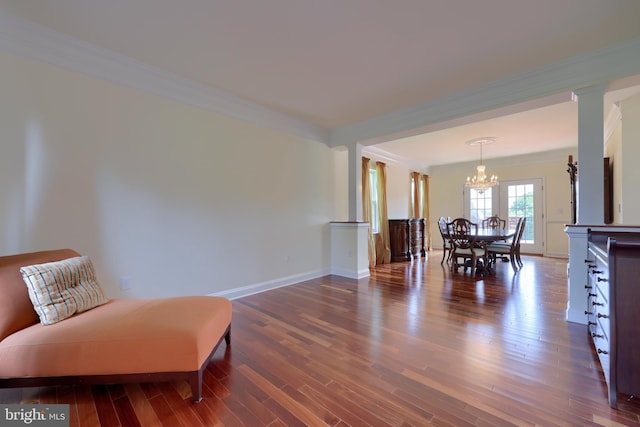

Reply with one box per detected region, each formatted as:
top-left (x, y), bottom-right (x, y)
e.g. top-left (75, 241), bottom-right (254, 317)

top-left (438, 217), bottom-right (453, 264)
top-left (514, 217), bottom-right (527, 268)
top-left (487, 217), bottom-right (525, 272)
top-left (482, 215), bottom-right (506, 230)
top-left (446, 218), bottom-right (489, 276)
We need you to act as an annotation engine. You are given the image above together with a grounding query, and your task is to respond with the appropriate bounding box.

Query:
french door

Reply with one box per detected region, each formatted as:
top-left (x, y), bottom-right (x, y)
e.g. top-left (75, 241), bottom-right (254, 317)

top-left (464, 178), bottom-right (544, 254)
top-left (498, 179), bottom-right (544, 254)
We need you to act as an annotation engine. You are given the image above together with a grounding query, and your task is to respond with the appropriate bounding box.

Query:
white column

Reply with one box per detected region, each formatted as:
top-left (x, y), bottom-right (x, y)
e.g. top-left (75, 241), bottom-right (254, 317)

top-left (574, 85), bottom-right (606, 225)
top-left (565, 225), bottom-right (589, 324)
top-left (565, 84), bottom-right (607, 324)
top-left (329, 144), bottom-right (370, 279)
top-left (347, 143), bottom-right (363, 222)
top-left (330, 221), bottom-right (370, 279)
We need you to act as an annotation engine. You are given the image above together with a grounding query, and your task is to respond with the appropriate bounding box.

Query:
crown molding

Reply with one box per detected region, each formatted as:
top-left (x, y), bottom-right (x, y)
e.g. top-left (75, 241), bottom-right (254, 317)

top-left (3, 9), bottom-right (638, 151)
top-left (361, 145), bottom-right (426, 172)
top-left (427, 147), bottom-right (576, 176)
top-left (0, 11), bottom-right (329, 145)
top-left (331, 36), bottom-right (640, 147)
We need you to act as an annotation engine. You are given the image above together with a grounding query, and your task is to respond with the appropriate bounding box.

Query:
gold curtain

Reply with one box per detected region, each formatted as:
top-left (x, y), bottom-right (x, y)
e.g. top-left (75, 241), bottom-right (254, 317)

top-left (421, 174), bottom-right (431, 250)
top-left (411, 171), bottom-right (420, 218)
top-left (362, 157), bottom-right (376, 269)
top-left (376, 162), bottom-right (391, 264)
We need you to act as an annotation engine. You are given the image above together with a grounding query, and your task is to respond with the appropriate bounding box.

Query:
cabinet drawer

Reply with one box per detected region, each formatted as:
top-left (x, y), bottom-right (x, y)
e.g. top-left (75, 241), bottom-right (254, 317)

top-left (597, 314), bottom-right (610, 343)
top-left (596, 343), bottom-right (611, 385)
top-left (592, 320), bottom-right (610, 377)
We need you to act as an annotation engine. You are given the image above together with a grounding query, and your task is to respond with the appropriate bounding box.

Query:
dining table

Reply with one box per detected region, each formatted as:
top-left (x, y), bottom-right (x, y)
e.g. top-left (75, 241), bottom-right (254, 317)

top-left (474, 227), bottom-right (516, 274)
top-left (476, 227), bottom-right (515, 243)
top-left (445, 219), bottom-right (517, 275)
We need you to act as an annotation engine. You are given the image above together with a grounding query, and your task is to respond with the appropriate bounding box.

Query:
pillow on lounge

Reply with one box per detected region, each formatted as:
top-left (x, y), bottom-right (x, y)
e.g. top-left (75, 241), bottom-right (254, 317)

top-left (20, 256), bottom-right (109, 325)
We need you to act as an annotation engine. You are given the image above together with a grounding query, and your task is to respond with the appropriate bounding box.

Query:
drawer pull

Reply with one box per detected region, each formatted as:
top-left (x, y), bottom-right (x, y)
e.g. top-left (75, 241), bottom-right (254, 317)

top-left (592, 270), bottom-right (603, 274)
top-left (588, 293), bottom-right (597, 297)
top-left (597, 313), bottom-right (609, 319)
top-left (597, 277), bottom-right (608, 282)
top-left (585, 310), bottom-right (593, 315)
top-left (585, 285), bottom-right (593, 290)
top-left (588, 321), bottom-right (597, 326)
top-left (584, 259), bottom-right (594, 264)
top-left (592, 301), bottom-right (604, 307)
top-left (597, 349), bottom-right (609, 355)
top-left (591, 333), bottom-right (604, 338)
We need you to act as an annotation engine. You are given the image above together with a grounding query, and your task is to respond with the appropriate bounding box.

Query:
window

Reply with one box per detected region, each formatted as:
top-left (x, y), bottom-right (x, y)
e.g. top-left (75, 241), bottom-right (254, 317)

top-left (499, 179), bottom-right (543, 253)
top-left (370, 168), bottom-right (379, 233)
top-left (468, 187), bottom-right (493, 224)
top-left (507, 183), bottom-right (534, 243)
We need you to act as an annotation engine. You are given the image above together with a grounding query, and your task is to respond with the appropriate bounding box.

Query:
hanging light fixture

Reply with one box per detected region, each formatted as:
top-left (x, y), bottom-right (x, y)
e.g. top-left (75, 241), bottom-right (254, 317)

top-left (465, 137), bottom-right (498, 193)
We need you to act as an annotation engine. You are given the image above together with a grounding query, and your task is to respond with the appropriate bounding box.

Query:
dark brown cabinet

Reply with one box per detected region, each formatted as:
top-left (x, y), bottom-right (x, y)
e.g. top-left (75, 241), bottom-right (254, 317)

top-left (587, 231), bottom-right (640, 408)
top-left (389, 219), bottom-right (425, 262)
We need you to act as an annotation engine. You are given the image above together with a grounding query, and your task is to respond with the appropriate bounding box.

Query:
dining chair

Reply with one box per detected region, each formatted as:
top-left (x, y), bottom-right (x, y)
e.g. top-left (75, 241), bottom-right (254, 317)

top-left (487, 217), bottom-right (525, 272)
top-left (514, 217), bottom-right (527, 268)
top-left (482, 215), bottom-right (506, 230)
top-left (446, 218), bottom-right (489, 276)
top-left (438, 217), bottom-right (453, 264)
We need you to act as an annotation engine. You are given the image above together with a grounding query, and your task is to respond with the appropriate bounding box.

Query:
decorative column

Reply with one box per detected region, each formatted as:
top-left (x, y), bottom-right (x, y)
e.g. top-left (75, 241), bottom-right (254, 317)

top-left (575, 85), bottom-right (606, 224)
top-left (565, 84), bottom-right (606, 324)
top-left (330, 143), bottom-right (370, 279)
top-left (348, 144), bottom-right (364, 222)
top-left (330, 221), bottom-right (370, 279)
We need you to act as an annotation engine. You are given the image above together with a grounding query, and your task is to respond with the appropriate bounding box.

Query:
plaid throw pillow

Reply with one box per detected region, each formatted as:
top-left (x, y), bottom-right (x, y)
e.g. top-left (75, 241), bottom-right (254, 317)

top-left (20, 256), bottom-right (109, 325)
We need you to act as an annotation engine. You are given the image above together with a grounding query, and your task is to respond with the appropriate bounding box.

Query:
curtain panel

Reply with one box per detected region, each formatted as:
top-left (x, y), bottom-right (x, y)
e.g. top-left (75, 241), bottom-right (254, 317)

top-left (376, 162), bottom-right (391, 264)
top-left (362, 157), bottom-right (376, 269)
top-left (421, 174), bottom-right (431, 250)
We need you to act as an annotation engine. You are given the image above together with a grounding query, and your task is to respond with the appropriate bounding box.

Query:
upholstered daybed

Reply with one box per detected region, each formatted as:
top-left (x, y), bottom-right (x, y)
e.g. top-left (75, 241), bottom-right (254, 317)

top-left (0, 249), bottom-right (231, 402)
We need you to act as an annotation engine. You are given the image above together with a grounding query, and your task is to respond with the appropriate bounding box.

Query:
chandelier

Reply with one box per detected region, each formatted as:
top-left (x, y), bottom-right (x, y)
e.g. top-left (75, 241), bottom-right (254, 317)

top-left (465, 137), bottom-right (498, 192)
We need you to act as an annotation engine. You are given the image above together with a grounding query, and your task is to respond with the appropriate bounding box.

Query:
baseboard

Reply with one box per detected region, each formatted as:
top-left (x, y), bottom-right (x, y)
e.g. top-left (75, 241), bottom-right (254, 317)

top-left (211, 268), bottom-right (330, 300)
top-left (330, 267), bottom-right (370, 280)
top-left (544, 252), bottom-right (569, 259)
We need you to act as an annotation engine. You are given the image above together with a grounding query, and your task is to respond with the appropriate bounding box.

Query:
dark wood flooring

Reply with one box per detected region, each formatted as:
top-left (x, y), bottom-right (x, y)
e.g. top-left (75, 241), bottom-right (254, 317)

top-left (3, 252), bottom-right (640, 426)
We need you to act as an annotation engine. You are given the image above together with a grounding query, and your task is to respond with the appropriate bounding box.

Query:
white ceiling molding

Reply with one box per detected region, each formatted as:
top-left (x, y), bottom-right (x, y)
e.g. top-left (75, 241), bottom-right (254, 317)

top-left (331, 36), bottom-right (640, 148)
top-left (362, 145), bottom-right (426, 173)
top-left (0, 11), bottom-right (329, 145)
top-left (428, 147), bottom-right (576, 176)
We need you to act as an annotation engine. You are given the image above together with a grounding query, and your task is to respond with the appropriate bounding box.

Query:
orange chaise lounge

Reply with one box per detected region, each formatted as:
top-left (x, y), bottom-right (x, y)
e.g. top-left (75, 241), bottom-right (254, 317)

top-left (0, 249), bottom-right (232, 402)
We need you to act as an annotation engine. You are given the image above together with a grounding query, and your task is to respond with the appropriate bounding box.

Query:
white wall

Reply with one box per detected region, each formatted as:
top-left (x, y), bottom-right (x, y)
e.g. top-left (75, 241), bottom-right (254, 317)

top-left (385, 163), bottom-right (412, 219)
top-left (0, 51), bottom-right (342, 298)
top-left (620, 94), bottom-right (640, 224)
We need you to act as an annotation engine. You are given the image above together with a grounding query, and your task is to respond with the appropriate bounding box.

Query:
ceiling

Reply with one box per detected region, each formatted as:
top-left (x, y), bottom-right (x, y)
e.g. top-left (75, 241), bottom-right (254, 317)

top-left (2, 0), bottom-right (640, 168)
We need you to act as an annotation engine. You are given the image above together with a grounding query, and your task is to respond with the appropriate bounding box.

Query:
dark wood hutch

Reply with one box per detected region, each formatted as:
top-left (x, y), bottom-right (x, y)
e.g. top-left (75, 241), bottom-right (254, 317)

top-left (388, 219), bottom-right (425, 262)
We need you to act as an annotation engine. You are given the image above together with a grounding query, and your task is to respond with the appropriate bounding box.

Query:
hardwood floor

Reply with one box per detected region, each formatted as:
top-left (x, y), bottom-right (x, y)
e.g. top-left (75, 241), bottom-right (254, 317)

top-left (3, 253), bottom-right (640, 426)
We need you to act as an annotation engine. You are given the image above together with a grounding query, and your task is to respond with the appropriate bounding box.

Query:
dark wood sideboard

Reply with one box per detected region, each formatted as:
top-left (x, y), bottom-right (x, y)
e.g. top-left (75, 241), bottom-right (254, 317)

top-left (586, 230), bottom-right (640, 407)
top-left (389, 219), bottom-right (425, 262)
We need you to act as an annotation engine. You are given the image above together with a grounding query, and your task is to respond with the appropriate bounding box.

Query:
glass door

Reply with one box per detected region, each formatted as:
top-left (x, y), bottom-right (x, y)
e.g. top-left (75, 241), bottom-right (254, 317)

top-left (499, 179), bottom-right (544, 254)
top-left (465, 186), bottom-right (499, 225)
